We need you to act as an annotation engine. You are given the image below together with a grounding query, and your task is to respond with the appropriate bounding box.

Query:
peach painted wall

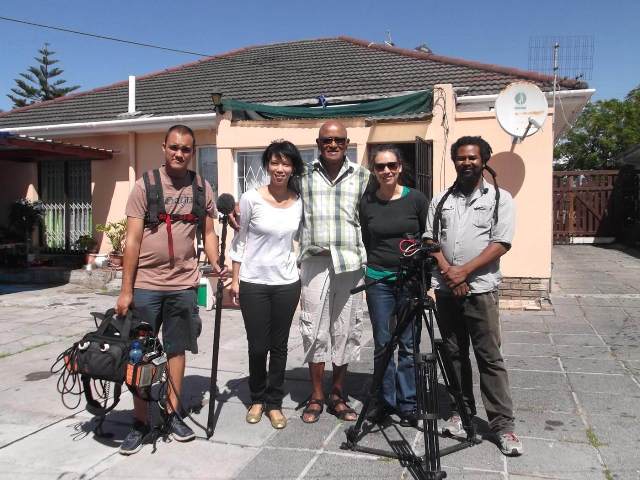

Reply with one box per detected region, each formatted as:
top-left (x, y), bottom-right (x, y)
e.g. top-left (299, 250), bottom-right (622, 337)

top-left (0, 161), bottom-right (38, 225)
top-left (447, 114), bottom-right (554, 278)
top-left (10, 85), bottom-right (554, 279)
top-left (63, 128), bottom-right (217, 253)
top-left (215, 83), bottom-right (553, 280)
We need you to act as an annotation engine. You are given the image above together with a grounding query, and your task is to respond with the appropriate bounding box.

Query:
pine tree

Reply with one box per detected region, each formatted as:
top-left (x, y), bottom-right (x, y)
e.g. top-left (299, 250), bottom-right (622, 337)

top-left (7, 43), bottom-right (80, 108)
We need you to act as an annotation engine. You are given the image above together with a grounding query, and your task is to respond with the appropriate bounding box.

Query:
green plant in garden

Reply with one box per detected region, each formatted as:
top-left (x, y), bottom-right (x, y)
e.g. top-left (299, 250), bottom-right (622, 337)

top-left (9, 198), bottom-right (44, 244)
top-left (96, 219), bottom-right (127, 254)
top-left (74, 234), bottom-right (98, 252)
top-left (554, 84), bottom-right (640, 170)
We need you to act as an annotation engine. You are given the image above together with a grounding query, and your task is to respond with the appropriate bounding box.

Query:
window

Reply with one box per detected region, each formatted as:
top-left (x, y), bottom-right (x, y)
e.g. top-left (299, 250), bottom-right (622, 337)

top-left (300, 148), bottom-right (316, 165)
top-left (236, 150), bottom-right (268, 195)
top-left (197, 146), bottom-right (218, 197)
top-left (236, 145), bottom-right (359, 195)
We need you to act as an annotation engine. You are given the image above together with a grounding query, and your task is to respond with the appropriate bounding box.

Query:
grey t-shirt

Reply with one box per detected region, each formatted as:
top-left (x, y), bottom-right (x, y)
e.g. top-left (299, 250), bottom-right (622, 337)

top-left (423, 180), bottom-right (515, 293)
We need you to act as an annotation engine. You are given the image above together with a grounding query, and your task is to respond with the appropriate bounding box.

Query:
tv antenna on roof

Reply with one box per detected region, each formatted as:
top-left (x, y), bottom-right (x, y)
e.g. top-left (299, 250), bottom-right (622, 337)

top-left (384, 30), bottom-right (394, 47)
top-left (528, 36), bottom-right (593, 128)
top-left (528, 35), bottom-right (594, 81)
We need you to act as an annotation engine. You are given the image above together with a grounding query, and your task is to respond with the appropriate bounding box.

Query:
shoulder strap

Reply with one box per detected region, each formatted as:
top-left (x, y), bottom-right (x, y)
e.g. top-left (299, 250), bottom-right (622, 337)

top-left (82, 376), bottom-right (122, 416)
top-left (190, 170), bottom-right (206, 218)
top-left (190, 170), bottom-right (206, 251)
top-left (143, 169), bottom-right (166, 224)
top-left (91, 308), bottom-right (134, 339)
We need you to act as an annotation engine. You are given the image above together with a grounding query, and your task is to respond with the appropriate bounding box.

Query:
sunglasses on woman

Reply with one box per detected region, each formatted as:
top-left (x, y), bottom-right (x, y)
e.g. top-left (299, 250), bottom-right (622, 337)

top-left (373, 161), bottom-right (400, 172)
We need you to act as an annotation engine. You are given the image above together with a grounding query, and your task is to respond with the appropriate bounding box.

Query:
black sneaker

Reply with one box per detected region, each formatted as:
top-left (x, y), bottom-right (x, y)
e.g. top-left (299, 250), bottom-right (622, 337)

top-left (167, 413), bottom-right (195, 442)
top-left (119, 421), bottom-right (150, 455)
top-left (367, 402), bottom-right (395, 423)
top-left (399, 409), bottom-right (420, 428)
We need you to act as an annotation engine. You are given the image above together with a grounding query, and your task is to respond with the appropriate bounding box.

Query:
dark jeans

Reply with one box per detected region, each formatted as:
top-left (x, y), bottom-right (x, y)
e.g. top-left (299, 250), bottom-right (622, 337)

top-left (435, 290), bottom-right (514, 433)
top-left (366, 281), bottom-right (421, 413)
top-left (239, 280), bottom-right (301, 410)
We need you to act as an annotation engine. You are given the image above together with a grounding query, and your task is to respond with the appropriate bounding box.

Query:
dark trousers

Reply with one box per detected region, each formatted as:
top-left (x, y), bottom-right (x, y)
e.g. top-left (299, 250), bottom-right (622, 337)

top-left (435, 291), bottom-right (514, 433)
top-left (239, 280), bottom-right (301, 410)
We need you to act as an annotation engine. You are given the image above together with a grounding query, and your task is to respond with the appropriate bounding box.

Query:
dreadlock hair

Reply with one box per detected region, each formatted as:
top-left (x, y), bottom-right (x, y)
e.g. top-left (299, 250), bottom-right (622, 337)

top-left (432, 136), bottom-right (500, 242)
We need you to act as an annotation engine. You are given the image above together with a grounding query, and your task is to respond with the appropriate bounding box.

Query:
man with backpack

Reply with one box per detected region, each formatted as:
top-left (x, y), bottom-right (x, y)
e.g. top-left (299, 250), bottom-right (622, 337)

top-left (115, 124), bottom-right (223, 455)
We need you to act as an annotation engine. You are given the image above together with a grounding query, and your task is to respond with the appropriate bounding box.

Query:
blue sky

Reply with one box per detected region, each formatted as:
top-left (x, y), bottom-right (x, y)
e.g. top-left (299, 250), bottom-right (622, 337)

top-left (1, 0), bottom-right (638, 112)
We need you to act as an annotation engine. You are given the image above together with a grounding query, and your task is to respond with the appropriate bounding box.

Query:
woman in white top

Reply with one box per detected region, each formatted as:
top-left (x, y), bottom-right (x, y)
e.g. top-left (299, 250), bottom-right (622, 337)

top-left (229, 140), bottom-right (303, 430)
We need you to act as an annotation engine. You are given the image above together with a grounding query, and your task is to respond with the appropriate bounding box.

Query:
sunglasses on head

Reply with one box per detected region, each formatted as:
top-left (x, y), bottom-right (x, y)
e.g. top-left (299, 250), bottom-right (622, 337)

top-left (318, 136), bottom-right (348, 146)
top-left (373, 161), bottom-right (400, 172)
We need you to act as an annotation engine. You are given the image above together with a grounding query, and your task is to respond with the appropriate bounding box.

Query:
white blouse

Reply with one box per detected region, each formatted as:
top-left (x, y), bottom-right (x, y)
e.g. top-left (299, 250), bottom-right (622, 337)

top-left (229, 188), bottom-right (302, 285)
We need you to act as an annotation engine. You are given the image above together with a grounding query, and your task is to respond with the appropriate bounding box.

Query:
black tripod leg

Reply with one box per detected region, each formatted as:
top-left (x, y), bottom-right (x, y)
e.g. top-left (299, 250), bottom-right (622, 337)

top-left (434, 339), bottom-right (475, 438)
top-left (418, 353), bottom-right (443, 475)
top-left (345, 338), bottom-right (398, 445)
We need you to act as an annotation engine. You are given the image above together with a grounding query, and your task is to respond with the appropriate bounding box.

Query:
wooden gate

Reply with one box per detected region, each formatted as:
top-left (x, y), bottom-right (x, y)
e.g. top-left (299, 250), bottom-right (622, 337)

top-left (553, 170), bottom-right (621, 243)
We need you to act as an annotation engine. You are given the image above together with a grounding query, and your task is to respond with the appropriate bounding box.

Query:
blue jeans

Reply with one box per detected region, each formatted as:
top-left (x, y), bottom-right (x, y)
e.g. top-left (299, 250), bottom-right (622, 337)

top-left (366, 280), bottom-right (421, 413)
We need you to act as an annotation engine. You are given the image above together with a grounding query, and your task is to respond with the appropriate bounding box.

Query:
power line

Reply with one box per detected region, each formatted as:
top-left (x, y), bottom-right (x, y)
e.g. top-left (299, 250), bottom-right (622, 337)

top-left (0, 15), bottom-right (212, 57)
top-left (0, 15), bottom-right (410, 100)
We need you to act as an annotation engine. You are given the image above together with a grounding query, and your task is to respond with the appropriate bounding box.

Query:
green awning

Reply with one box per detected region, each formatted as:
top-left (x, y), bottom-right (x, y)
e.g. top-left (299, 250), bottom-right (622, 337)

top-left (222, 90), bottom-right (432, 120)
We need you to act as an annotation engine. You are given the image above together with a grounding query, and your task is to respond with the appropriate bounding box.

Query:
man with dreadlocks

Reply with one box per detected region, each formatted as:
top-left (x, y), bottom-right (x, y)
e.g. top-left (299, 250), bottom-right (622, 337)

top-left (423, 136), bottom-right (522, 456)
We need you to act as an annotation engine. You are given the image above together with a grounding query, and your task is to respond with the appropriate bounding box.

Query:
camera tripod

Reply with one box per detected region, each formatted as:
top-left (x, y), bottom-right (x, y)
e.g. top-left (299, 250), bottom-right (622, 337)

top-left (341, 243), bottom-right (481, 479)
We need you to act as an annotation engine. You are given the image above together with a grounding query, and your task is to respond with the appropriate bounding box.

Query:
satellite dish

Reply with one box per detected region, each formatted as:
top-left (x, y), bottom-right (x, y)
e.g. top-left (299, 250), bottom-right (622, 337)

top-left (495, 82), bottom-right (548, 140)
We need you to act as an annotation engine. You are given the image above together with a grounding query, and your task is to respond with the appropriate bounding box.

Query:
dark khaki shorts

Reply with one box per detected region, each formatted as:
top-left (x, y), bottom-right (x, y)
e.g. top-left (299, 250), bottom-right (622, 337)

top-left (133, 288), bottom-right (199, 355)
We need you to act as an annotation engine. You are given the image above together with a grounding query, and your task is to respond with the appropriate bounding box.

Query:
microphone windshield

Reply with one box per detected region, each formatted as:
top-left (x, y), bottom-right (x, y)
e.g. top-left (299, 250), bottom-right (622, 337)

top-left (216, 193), bottom-right (236, 215)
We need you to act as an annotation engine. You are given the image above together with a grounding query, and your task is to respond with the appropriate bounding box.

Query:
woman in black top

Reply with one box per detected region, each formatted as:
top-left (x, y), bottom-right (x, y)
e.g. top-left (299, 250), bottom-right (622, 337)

top-left (359, 145), bottom-right (428, 423)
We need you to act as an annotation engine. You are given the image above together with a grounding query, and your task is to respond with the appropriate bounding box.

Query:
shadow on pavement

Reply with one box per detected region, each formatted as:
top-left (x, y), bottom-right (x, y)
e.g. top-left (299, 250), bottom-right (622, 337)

top-left (594, 242), bottom-right (640, 260)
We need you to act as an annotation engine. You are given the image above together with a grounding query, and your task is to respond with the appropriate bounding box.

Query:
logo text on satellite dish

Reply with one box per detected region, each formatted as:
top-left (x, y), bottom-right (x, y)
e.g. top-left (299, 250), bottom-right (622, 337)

top-left (514, 92), bottom-right (527, 109)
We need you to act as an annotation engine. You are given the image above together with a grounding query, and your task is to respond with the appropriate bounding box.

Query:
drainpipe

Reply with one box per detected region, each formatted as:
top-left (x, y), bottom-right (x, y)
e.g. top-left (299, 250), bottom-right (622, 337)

top-left (128, 76), bottom-right (138, 190)
top-left (128, 132), bottom-right (137, 191)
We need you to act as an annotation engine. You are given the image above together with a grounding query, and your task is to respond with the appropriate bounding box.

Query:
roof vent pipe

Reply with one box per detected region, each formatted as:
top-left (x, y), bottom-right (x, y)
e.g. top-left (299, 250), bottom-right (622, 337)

top-left (128, 76), bottom-right (136, 114)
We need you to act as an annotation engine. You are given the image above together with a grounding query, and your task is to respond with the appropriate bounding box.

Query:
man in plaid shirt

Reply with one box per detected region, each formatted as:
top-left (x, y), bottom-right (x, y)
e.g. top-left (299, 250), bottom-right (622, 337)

top-left (298, 120), bottom-right (370, 423)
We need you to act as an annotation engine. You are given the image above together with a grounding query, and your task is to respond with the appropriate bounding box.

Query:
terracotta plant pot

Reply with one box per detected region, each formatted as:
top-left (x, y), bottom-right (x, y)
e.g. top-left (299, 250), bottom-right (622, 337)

top-left (109, 253), bottom-right (124, 267)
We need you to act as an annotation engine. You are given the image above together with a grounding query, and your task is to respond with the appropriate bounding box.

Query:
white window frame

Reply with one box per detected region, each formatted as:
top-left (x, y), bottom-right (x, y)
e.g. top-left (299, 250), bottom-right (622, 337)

top-left (235, 144), bottom-right (360, 197)
top-left (235, 148), bottom-right (267, 197)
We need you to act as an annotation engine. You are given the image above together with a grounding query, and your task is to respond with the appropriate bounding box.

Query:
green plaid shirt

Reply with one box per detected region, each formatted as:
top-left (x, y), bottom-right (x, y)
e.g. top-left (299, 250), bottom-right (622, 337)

top-left (299, 157), bottom-right (371, 273)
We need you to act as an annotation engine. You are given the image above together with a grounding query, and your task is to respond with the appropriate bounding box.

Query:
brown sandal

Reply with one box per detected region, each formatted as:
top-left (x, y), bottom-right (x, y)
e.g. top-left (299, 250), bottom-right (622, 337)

top-left (300, 398), bottom-right (324, 424)
top-left (327, 393), bottom-right (358, 421)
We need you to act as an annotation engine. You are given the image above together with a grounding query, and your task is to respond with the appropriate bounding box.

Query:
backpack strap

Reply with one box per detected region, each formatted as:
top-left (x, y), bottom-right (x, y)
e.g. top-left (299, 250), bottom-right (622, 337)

top-left (82, 376), bottom-right (122, 417)
top-left (92, 308), bottom-right (134, 339)
top-left (190, 170), bottom-right (206, 218)
top-left (190, 171), bottom-right (207, 257)
top-left (143, 169), bottom-right (166, 226)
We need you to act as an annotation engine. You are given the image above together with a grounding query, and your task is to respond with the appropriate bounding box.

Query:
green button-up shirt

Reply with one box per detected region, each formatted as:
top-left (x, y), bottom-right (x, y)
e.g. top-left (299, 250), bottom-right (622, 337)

top-left (298, 157), bottom-right (371, 273)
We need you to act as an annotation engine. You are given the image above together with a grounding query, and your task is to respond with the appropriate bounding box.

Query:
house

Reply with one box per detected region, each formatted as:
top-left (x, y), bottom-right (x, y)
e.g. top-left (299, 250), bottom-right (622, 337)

top-left (0, 36), bottom-right (595, 305)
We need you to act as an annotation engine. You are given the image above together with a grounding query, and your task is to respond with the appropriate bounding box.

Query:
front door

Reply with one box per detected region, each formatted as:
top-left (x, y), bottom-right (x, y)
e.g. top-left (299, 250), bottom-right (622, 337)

top-left (39, 160), bottom-right (92, 252)
top-left (415, 137), bottom-right (433, 201)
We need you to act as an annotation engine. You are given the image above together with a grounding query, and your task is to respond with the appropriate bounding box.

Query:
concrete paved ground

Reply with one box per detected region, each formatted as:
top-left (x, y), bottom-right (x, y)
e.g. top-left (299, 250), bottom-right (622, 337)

top-left (0, 244), bottom-right (639, 479)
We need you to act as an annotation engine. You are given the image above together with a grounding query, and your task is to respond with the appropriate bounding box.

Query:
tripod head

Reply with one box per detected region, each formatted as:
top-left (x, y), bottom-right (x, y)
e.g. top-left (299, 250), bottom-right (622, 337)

top-left (351, 238), bottom-right (441, 297)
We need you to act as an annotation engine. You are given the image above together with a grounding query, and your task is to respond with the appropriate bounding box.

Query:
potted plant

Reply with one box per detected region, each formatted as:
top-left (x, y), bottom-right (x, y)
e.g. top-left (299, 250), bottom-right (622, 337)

top-left (96, 219), bottom-right (127, 267)
top-left (74, 234), bottom-right (99, 266)
top-left (9, 198), bottom-right (44, 263)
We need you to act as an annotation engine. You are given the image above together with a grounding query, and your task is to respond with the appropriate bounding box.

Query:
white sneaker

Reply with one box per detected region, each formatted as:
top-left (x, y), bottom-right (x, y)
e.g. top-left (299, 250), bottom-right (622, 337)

top-left (498, 432), bottom-right (523, 456)
top-left (440, 415), bottom-right (466, 437)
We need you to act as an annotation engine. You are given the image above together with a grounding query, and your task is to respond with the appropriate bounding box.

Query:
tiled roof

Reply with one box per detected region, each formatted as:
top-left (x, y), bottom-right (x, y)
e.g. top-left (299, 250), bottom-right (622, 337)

top-left (0, 37), bottom-right (587, 128)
